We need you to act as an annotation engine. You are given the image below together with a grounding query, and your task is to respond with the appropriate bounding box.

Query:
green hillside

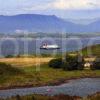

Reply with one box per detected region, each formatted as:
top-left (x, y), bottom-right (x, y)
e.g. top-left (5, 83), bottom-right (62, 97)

top-left (81, 44), bottom-right (100, 57)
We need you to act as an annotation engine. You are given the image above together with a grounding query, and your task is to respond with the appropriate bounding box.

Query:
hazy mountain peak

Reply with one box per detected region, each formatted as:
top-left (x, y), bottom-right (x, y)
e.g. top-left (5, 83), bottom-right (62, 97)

top-left (0, 14), bottom-right (100, 33)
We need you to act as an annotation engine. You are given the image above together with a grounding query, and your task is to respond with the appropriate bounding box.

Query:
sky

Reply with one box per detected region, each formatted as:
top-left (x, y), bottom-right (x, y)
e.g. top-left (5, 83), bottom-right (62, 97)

top-left (0, 0), bottom-right (100, 19)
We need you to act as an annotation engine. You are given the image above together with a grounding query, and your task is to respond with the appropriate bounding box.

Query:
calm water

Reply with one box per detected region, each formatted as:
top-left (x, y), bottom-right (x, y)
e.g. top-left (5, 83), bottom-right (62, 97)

top-left (0, 78), bottom-right (100, 98)
top-left (0, 37), bottom-right (100, 56)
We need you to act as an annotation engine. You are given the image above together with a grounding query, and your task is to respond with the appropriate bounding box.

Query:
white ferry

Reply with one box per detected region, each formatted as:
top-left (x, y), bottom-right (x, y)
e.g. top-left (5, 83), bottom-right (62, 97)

top-left (40, 43), bottom-right (60, 49)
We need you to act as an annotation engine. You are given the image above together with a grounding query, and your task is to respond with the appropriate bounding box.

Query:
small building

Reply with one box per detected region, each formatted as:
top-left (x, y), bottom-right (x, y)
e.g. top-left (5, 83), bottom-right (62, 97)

top-left (84, 57), bottom-right (96, 70)
top-left (84, 62), bottom-right (91, 70)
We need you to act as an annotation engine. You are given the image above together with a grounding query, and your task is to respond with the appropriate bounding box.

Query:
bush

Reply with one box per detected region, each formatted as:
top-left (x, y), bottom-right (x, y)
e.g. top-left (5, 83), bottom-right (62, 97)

top-left (77, 62), bottom-right (84, 70)
top-left (48, 54), bottom-right (84, 71)
top-left (63, 62), bottom-right (72, 71)
top-left (49, 58), bottom-right (63, 69)
top-left (63, 55), bottom-right (84, 71)
top-left (92, 58), bottom-right (100, 70)
top-left (5, 55), bottom-right (14, 58)
top-left (0, 62), bottom-right (23, 75)
top-left (16, 95), bottom-right (21, 100)
top-left (66, 55), bottom-right (78, 70)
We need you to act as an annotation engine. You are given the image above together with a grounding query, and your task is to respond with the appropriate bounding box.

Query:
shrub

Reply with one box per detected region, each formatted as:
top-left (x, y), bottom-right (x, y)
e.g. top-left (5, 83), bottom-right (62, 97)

top-left (16, 54), bottom-right (21, 58)
top-left (92, 58), bottom-right (100, 70)
top-left (63, 55), bottom-right (84, 71)
top-left (48, 55), bottom-right (84, 71)
top-left (63, 62), bottom-right (72, 71)
top-left (16, 95), bottom-right (21, 100)
top-left (49, 58), bottom-right (63, 69)
top-left (77, 61), bottom-right (84, 70)
top-left (5, 55), bottom-right (14, 58)
top-left (0, 62), bottom-right (23, 75)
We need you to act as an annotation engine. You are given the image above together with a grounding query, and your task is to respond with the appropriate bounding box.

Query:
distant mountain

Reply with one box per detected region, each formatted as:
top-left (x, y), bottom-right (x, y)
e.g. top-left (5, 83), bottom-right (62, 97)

top-left (0, 14), bottom-right (100, 33)
top-left (0, 14), bottom-right (77, 33)
top-left (65, 18), bottom-right (98, 25)
top-left (85, 19), bottom-right (100, 33)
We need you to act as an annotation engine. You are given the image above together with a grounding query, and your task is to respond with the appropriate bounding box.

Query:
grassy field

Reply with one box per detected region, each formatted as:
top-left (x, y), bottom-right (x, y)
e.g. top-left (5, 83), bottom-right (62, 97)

top-left (1, 92), bottom-right (100, 100)
top-left (0, 55), bottom-right (100, 100)
top-left (0, 61), bottom-right (100, 89)
top-left (0, 57), bottom-right (53, 67)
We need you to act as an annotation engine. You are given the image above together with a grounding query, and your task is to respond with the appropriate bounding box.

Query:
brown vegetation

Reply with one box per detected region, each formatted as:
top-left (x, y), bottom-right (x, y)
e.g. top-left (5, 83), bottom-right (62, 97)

top-left (0, 57), bottom-right (53, 67)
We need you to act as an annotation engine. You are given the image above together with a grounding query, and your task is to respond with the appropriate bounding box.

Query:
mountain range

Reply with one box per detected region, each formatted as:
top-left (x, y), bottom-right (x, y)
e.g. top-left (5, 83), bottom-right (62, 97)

top-left (65, 18), bottom-right (99, 25)
top-left (0, 14), bottom-right (100, 33)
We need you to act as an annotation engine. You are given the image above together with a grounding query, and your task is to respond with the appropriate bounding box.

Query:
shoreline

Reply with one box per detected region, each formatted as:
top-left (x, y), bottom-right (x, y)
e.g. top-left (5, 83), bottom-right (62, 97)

top-left (0, 76), bottom-right (100, 91)
top-left (0, 92), bottom-right (100, 100)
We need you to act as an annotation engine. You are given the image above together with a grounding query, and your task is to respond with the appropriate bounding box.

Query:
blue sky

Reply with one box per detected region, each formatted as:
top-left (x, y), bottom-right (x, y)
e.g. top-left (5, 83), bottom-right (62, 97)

top-left (0, 0), bottom-right (100, 19)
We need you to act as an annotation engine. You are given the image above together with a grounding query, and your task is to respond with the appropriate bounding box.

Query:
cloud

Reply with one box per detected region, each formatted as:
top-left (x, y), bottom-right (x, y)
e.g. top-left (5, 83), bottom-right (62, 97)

top-left (22, 0), bottom-right (100, 11)
top-left (0, 0), bottom-right (100, 18)
top-left (50, 0), bottom-right (100, 10)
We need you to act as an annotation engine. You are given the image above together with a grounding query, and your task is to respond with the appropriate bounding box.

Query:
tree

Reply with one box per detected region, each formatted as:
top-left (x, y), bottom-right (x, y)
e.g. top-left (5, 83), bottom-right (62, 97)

top-left (92, 58), bottom-right (100, 70)
top-left (63, 55), bottom-right (84, 71)
top-left (49, 58), bottom-right (63, 69)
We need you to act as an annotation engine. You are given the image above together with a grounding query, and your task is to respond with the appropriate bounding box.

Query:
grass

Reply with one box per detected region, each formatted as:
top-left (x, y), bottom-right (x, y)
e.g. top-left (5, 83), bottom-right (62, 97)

top-left (0, 62), bottom-right (24, 84)
top-left (0, 57), bottom-right (53, 67)
top-left (0, 94), bottom-right (81, 100)
top-left (0, 56), bottom-right (100, 100)
top-left (81, 44), bottom-right (100, 57)
top-left (1, 92), bottom-right (100, 100)
top-left (0, 62), bottom-right (100, 88)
